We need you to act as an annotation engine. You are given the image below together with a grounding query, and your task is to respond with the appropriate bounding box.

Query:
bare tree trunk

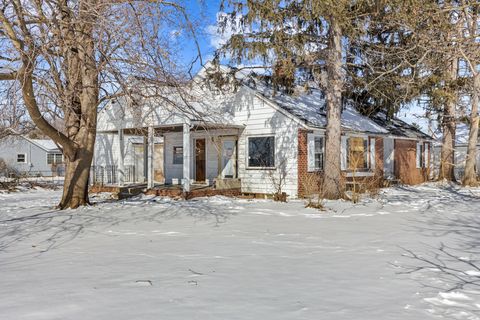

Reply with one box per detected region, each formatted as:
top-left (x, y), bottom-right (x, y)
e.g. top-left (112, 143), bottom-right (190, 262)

top-left (323, 17), bottom-right (344, 199)
top-left (59, 144), bottom-right (94, 209)
top-left (438, 59), bottom-right (458, 181)
top-left (1, 0), bottom-right (192, 209)
top-left (58, 0), bottom-right (99, 209)
top-left (439, 101), bottom-right (457, 181)
top-left (463, 72), bottom-right (479, 186)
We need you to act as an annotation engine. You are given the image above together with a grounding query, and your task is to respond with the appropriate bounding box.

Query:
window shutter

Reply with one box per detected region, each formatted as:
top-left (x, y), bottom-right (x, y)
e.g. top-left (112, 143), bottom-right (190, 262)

top-left (307, 133), bottom-right (315, 171)
top-left (416, 142), bottom-right (421, 168)
top-left (424, 143), bottom-right (429, 168)
top-left (370, 138), bottom-right (376, 170)
top-left (341, 136), bottom-right (347, 170)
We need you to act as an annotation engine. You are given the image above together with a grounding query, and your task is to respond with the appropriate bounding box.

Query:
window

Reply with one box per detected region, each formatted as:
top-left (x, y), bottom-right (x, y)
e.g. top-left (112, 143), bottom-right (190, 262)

top-left (173, 146), bottom-right (183, 164)
top-left (17, 154), bottom-right (26, 163)
top-left (248, 136), bottom-right (275, 168)
top-left (313, 136), bottom-right (324, 170)
top-left (47, 153), bottom-right (63, 165)
top-left (347, 137), bottom-right (369, 170)
top-left (416, 142), bottom-right (427, 168)
top-left (307, 134), bottom-right (324, 171)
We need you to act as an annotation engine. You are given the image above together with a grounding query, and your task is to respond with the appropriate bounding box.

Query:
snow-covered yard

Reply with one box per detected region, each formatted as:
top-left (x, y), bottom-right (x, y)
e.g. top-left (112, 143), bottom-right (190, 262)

top-left (1, 184), bottom-right (480, 320)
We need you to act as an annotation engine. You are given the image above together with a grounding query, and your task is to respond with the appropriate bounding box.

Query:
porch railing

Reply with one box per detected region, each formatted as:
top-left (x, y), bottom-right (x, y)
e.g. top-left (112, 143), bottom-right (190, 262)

top-left (90, 165), bottom-right (138, 185)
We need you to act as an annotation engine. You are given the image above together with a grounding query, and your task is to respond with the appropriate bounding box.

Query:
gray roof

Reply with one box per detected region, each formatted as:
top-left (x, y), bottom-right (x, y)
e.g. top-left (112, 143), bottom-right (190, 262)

top-left (23, 137), bottom-right (60, 152)
top-left (370, 113), bottom-right (433, 140)
top-left (242, 75), bottom-right (432, 140)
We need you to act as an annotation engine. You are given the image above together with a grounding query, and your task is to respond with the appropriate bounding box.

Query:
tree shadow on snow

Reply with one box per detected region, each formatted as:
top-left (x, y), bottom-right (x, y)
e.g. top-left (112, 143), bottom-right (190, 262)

top-left (392, 185), bottom-right (480, 293)
top-left (0, 195), bottom-right (239, 259)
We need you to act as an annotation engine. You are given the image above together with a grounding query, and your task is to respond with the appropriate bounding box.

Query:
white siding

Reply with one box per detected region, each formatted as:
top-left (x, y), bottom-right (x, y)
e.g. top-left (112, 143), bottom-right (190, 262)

top-left (234, 88), bottom-right (300, 197)
top-left (97, 99), bottom-right (189, 132)
top-left (163, 129), bottom-right (238, 184)
top-left (0, 136), bottom-right (59, 176)
top-left (94, 133), bottom-right (119, 166)
top-left (163, 132), bottom-right (184, 183)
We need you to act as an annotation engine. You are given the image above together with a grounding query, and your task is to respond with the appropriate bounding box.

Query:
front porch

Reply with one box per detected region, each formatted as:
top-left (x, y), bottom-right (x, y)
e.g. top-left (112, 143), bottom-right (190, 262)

top-left (93, 121), bottom-right (243, 195)
top-left (90, 180), bottom-right (242, 200)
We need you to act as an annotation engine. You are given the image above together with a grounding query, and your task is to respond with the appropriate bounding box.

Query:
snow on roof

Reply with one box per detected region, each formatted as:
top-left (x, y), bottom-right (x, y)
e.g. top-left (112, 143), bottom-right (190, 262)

top-left (254, 84), bottom-right (327, 128)
top-left (370, 112), bottom-right (433, 140)
top-left (28, 138), bottom-right (60, 151)
top-left (342, 106), bottom-right (390, 134)
top-left (244, 76), bottom-right (414, 136)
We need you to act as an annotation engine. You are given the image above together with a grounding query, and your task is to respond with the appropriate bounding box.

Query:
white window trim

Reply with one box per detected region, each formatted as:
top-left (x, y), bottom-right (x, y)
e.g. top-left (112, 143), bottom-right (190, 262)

top-left (46, 153), bottom-right (64, 165)
top-left (307, 133), bottom-right (325, 172)
top-left (424, 142), bottom-right (429, 169)
top-left (246, 135), bottom-right (276, 169)
top-left (416, 142), bottom-right (423, 169)
top-left (344, 135), bottom-right (373, 172)
top-left (172, 146), bottom-right (183, 165)
top-left (17, 153), bottom-right (26, 163)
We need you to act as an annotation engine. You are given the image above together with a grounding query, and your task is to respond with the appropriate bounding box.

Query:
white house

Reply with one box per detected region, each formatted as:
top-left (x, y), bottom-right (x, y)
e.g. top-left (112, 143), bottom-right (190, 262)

top-left (93, 64), bottom-right (433, 198)
top-left (0, 135), bottom-right (64, 177)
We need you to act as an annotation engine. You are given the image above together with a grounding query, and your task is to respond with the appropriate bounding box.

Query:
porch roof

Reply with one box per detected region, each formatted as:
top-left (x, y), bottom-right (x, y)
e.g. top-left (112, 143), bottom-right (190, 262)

top-left (98, 121), bottom-right (244, 135)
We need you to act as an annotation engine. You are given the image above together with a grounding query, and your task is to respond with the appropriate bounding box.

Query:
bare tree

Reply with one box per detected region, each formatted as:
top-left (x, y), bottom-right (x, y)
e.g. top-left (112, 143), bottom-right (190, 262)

top-left (0, 0), bottom-right (199, 208)
top-left (0, 81), bottom-right (33, 139)
top-left (458, 3), bottom-right (480, 186)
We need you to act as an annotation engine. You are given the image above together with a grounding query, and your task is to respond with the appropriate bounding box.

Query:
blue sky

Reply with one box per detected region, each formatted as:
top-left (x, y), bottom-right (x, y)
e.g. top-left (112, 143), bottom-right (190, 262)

top-left (177, 0), bottom-right (224, 73)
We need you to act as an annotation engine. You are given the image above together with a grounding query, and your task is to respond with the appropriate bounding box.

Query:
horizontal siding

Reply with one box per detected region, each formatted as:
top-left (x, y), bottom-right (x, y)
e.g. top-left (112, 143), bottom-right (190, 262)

top-left (0, 136), bottom-right (57, 176)
top-left (97, 100), bottom-right (187, 132)
top-left (163, 132), bottom-right (184, 183)
top-left (164, 129), bottom-right (239, 184)
top-left (234, 89), bottom-right (299, 197)
top-left (94, 133), bottom-right (119, 166)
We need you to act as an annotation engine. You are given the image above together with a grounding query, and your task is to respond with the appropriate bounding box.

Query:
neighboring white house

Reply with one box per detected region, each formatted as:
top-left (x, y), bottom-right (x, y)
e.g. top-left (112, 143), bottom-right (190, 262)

top-left (433, 123), bottom-right (480, 180)
top-left (93, 63), bottom-right (433, 197)
top-left (0, 135), bottom-right (64, 177)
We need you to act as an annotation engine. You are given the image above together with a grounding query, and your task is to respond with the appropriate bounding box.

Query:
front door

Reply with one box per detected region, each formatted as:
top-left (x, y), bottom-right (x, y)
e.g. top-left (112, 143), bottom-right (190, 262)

top-left (195, 139), bottom-right (206, 182)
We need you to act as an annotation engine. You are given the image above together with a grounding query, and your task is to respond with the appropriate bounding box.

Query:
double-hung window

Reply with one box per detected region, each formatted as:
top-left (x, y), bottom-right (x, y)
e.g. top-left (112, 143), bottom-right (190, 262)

top-left (307, 134), bottom-right (324, 171)
top-left (17, 154), bottom-right (26, 163)
top-left (248, 136), bottom-right (275, 168)
top-left (47, 153), bottom-right (63, 165)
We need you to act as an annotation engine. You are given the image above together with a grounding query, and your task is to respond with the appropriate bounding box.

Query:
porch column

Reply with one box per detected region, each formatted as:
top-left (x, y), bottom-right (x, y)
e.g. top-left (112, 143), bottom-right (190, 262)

top-left (183, 122), bottom-right (191, 192)
top-left (143, 136), bottom-right (148, 182)
top-left (147, 126), bottom-right (155, 189)
top-left (117, 129), bottom-right (125, 186)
